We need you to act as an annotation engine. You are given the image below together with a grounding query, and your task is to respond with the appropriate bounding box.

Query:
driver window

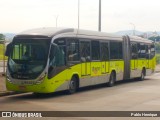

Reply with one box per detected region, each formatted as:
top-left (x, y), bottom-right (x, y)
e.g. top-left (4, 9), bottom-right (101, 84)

top-left (49, 44), bottom-right (65, 67)
top-left (48, 44), bottom-right (65, 79)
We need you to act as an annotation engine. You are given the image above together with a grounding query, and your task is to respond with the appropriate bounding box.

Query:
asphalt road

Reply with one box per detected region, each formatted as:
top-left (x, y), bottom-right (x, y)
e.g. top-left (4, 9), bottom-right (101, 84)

top-left (0, 73), bottom-right (160, 120)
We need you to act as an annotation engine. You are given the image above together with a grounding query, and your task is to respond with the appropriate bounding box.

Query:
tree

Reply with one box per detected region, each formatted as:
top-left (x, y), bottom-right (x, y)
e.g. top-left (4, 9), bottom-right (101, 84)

top-left (0, 34), bottom-right (5, 43)
top-left (155, 43), bottom-right (160, 53)
top-left (149, 36), bottom-right (160, 42)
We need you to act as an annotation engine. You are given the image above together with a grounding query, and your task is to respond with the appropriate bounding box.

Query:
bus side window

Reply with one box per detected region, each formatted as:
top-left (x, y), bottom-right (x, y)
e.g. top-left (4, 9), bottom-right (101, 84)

top-left (131, 43), bottom-right (138, 59)
top-left (101, 42), bottom-right (109, 61)
top-left (146, 45), bottom-right (150, 59)
top-left (49, 44), bottom-right (65, 68)
top-left (138, 43), bottom-right (146, 59)
top-left (91, 41), bottom-right (100, 60)
top-left (80, 41), bottom-right (91, 62)
top-left (150, 44), bottom-right (155, 59)
top-left (48, 44), bottom-right (65, 79)
top-left (110, 42), bottom-right (123, 60)
top-left (67, 39), bottom-right (79, 62)
top-left (54, 38), bottom-right (66, 65)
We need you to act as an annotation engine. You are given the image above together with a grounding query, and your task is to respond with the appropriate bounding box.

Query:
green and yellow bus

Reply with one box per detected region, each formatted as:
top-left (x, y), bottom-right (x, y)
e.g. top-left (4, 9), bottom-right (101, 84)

top-left (5, 28), bottom-right (156, 94)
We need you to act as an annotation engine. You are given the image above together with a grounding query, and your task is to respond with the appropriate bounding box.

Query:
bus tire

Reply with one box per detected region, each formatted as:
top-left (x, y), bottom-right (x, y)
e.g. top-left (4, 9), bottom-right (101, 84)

top-left (33, 92), bottom-right (45, 96)
top-left (108, 72), bottom-right (116, 87)
top-left (140, 69), bottom-right (145, 81)
top-left (67, 76), bottom-right (78, 94)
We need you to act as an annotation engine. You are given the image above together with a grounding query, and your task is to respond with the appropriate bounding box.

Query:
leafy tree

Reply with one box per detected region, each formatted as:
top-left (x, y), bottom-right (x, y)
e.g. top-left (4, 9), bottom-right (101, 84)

top-left (149, 36), bottom-right (160, 42)
top-left (0, 34), bottom-right (5, 41)
top-left (155, 43), bottom-right (160, 53)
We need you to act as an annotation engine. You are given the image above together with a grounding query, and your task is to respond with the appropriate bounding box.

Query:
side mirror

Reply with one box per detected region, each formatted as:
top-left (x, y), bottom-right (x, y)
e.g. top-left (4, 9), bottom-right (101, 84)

top-left (5, 42), bottom-right (12, 56)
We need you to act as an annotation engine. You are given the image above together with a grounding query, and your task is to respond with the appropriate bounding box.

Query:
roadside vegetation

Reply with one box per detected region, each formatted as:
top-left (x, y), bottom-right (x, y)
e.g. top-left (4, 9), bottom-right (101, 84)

top-left (0, 34), bottom-right (8, 60)
top-left (0, 34), bottom-right (5, 60)
top-left (156, 54), bottom-right (160, 64)
top-left (0, 44), bottom-right (7, 60)
top-left (0, 44), bottom-right (3, 59)
top-left (155, 43), bottom-right (160, 64)
top-left (149, 36), bottom-right (160, 64)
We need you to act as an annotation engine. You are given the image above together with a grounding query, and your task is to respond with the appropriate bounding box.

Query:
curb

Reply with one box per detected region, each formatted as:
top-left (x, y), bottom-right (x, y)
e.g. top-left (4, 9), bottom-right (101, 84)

top-left (0, 91), bottom-right (16, 97)
top-left (0, 91), bottom-right (22, 97)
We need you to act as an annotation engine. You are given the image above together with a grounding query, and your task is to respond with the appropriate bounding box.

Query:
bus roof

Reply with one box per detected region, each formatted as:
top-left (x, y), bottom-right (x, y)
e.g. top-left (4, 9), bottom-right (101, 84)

top-left (16, 27), bottom-right (153, 43)
top-left (129, 36), bottom-right (153, 44)
top-left (18, 27), bottom-right (74, 37)
top-left (17, 27), bottom-right (122, 40)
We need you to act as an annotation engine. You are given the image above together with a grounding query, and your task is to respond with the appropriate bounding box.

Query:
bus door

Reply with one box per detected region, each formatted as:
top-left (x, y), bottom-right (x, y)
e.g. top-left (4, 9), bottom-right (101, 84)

top-left (66, 38), bottom-right (81, 79)
top-left (131, 43), bottom-right (138, 78)
top-left (101, 42), bottom-right (109, 74)
top-left (80, 41), bottom-right (91, 76)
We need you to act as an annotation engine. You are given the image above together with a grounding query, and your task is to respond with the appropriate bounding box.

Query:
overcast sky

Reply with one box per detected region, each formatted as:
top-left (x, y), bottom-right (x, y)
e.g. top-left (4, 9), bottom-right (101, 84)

top-left (0, 0), bottom-right (160, 33)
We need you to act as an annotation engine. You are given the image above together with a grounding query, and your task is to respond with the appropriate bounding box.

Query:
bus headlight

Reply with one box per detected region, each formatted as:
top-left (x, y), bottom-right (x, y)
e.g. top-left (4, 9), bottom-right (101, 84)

top-left (36, 74), bottom-right (46, 84)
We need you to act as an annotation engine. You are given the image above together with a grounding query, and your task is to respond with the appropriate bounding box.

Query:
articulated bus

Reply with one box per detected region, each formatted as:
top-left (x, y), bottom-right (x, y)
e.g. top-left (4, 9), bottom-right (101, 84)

top-left (5, 28), bottom-right (156, 94)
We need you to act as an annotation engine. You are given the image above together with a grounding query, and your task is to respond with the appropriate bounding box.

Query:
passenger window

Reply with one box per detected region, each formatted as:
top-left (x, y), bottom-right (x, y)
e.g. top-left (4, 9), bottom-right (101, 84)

top-left (91, 41), bottom-right (100, 60)
top-left (138, 43), bottom-right (146, 58)
top-left (150, 44), bottom-right (155, 59)
top-left (131, 43), bottom-right (138, 59)
top-left (146, 45), bottom-right (149, 59)
top-left (80, 41), bottom-right (91, 62)
top-left (101, 42), bottom-right (109, 61)
top-left (110, 42), bottom-right (123, 60)
top-left (67, 39), bottom-right (79, 61)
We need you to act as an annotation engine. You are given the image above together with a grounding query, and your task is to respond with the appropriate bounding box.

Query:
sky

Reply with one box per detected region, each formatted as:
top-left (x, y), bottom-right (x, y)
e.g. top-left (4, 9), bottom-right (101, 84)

top-left (0, 0), bottom-right (160, 33)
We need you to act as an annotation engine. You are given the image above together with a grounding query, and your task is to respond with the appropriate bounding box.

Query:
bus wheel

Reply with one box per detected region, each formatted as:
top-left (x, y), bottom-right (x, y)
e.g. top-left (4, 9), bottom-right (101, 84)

top-left (108, 72), bottom-right (116, 87)
top-left (68, 76), bottom-right (78, 94)
top-left (140, 69), bottom-right (145, 81)
top-left (33, 92), bottom-right (45, 96)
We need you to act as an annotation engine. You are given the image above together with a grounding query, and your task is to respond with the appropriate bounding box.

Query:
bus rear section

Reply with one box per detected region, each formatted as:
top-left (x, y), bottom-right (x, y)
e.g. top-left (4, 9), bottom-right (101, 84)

top-left (123, 36), bottom-right (156, 80)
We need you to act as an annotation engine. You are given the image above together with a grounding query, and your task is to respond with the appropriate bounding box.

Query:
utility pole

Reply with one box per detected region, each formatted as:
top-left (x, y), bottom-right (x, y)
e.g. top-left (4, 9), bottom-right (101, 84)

top-left (56, 15), bottom-right (59, 27)
top-left (130, 23), bottom-right (136, 36)
top-left (98, 0), bottom-right (101, 32)
top-left (78, 0), bottom-right (80, 29)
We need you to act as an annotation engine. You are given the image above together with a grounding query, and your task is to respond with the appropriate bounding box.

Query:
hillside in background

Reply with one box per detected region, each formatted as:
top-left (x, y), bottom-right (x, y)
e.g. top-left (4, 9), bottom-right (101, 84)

top-left (3, 33), bottom-right (15, 42)
top-left (114, 30), bottom-right (160, 38)
top-left (115, 30), bottom-right (144, 36)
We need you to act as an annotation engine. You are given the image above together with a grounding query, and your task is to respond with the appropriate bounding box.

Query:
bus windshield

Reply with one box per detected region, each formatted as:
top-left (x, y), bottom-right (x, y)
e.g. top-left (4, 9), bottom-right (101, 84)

top-left (8, 38), bottom-right (50, 79)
